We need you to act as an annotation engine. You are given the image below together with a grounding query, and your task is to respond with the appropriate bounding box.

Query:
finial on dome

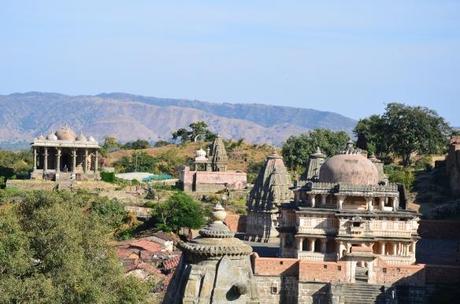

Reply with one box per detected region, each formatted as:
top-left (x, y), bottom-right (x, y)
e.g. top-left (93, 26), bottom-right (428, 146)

top-left (212, 203), bottom-right (227, 223)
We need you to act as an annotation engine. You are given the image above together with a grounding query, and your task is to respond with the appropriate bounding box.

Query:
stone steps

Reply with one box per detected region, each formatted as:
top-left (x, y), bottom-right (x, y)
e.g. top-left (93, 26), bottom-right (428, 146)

top-left (340, 283), bottom-right (389, 304)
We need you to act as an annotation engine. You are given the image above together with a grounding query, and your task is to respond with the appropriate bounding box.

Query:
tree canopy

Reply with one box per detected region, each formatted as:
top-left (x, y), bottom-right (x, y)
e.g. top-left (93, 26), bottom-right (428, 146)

top-left (0, 190), bottom-right (149, 304)
top-left (281, 129), bottom-right (350, 173)
top-left (150, 192), bottom-right (205, 233)
top-left (354, 103), bottom-right (451, 166)
top-left (122, 139), bottom-right (150, 150)
top-left (172, 121), bottom-right (216, 144)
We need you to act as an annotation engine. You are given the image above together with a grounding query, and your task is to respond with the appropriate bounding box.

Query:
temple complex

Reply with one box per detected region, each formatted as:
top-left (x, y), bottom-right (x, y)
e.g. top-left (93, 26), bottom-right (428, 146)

top-left (30, 126), bottom-right (100, 181)
top-left (168, 142), bottom-right (460, 303)
top-left (178, 136), bottom-right (247, 193)
top-left (245, 152), bottom-right (292, 242)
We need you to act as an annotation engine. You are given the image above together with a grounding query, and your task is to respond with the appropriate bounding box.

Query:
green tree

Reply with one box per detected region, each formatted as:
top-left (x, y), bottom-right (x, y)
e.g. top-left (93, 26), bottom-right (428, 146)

top-left (122, 139), bottom-right (150, 150)
top-left (115, 151), bottom-right (158, 173)
top-left (151, 192), bottom-right (205, 233)
top-left (0, 190), bottom-right (149, 304)
top-left (355, 103), bottom-right (451, 166)
top-left (171, 121), bottom-right (216, 143)
top-left (101, 136), bottom-right (121, 155)
top-left (0, 150), bottom-right (33, 186)
top-left (354, 115), bottom-right (386, 156)
top-left (281, 129), bottom-right (350, 173)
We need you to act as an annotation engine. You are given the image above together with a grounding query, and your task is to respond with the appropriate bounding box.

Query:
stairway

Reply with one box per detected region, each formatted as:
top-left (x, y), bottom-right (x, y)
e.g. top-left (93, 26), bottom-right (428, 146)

top-left (340, 283), bottom-right (390, 304)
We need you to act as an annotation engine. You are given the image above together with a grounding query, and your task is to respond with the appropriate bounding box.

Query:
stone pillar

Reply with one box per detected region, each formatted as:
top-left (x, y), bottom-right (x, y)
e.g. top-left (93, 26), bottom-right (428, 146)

top-left (392, 242), bottom-right (397, 255)
top-left (367, 197), bottom-right (374, 212)
top-left (392, 197), bottom-right (399, 211)
top-left (44, 148), bottom-right (48, 172)
top-left (55, 148), bottom-right (61, 178)
top-left (379, 197), bottom-right (385, 210)
top-left (337, 195), bottom-right (345, 210)
top-left (321, 194), bottom-right (327, 206)
top-left (84, 149), bottom-right (88, 173)
top-left (72, 149), bottom-right (77, 172)
top-left (94, 150), bottom-right (99, 173)
top-left (33, 147), bottom-right (37, 170)
top-left (309, 238), bottom-right (315, 252)
top-left (321, 239), bottom-right (327, 253)
top-left (297, 238), bottom-right (303, 251)
top-left (380, 242), bottom-right (386, 255)
top-left (309, 194), bottom-right (316, 207)
top-left (338, 241), bottom-right (344, 259)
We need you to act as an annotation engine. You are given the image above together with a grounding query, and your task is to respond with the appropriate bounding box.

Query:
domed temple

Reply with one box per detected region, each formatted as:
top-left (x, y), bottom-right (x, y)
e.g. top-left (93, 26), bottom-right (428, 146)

top-left (30, 126), bottom-right (100, 181)
top-left (278, 142), bottom-right (420, 281)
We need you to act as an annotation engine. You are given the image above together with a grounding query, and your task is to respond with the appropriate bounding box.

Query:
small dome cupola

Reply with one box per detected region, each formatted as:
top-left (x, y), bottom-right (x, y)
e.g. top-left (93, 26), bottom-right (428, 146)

top-left (55, 126), bottom-right (77, 141)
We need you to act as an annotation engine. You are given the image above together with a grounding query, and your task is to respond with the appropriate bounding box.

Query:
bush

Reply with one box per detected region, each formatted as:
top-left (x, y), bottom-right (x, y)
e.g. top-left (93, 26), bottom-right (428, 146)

top-left (385, 165), bottom-right (415, 190)
top-left (100, 171), bottom-right (115, 183)
top-left (151, 192), bottom-right (205, 232)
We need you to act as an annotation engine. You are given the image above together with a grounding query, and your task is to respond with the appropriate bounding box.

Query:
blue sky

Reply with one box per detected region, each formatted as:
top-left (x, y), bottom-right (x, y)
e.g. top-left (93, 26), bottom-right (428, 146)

top-left (1, 1), bottom-right (459, 125)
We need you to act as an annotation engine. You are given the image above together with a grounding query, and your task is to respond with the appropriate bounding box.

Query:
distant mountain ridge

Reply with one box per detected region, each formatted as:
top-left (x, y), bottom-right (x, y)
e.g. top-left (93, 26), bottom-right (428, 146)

top-left (0, 92), bottom-right (356, 146)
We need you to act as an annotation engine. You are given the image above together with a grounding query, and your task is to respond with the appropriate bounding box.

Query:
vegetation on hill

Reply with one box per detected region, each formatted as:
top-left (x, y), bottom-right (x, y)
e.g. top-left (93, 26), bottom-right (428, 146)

top-left (0, 189), bottom-right (150, 304)
top-left (354, 103), bottom-right (451, 166)
top-left (0, 150), bottom-right (33, 188)
top-left (172, 121), bottom-right (216, 143)
top-left (281, 129), bottom-right (350, 175)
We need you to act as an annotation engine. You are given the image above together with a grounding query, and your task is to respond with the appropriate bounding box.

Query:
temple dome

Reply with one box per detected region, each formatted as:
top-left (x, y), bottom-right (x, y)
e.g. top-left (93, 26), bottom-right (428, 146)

top-left (55, 126), bottom-right (76, 141)
top-left (46, 133), bottom-right (58, 141)
top-left (319, 153), bottom-right (379, 185)
top-left (88, 136), bottom-right (96, 143)
top-left (76, 133), bottom-right (87, 142)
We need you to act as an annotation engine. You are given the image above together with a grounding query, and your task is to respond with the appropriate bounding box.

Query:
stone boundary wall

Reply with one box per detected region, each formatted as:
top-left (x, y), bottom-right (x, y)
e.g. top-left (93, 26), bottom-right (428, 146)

top-left (252, 256), bottom-right (299, 276)
top-left (6, 179), bottom-right (116, 191)
top-left (418, 220), bottom-right (460, 239)
top-left (298, 261), bottom-right (348, 283)
top-left (374, 262), bottom-right (426, 286)
top-left (425, 264), bottom-right (460, 284)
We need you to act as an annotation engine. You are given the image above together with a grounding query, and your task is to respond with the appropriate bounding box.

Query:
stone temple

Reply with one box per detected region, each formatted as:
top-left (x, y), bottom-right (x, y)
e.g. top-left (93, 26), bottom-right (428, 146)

top-left (278, 142), bottom-right (419, 280)
top-left (30, 126), bottom-right (100, 181)
top-left (179, 135), bottom-right (247, 193)
top-left (245, 151), bottom-right (292, 243)
top-left (168, 142), bottom-right (460, 303)
top-left (164, 203), bottom-right (260, 303)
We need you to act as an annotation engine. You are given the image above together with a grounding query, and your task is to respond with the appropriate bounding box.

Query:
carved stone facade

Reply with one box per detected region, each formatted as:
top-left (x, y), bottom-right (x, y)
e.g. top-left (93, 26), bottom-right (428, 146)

top-left (163, 204), bottom-right (259, 303)
top-left (278, 142), bottom-right (420, 285)
top-left (179, 136), bottom-right (247, 193)
top-left (246, 152), bottom-right (292, 242)
top-left (30, 126), bottom-right (100, 181)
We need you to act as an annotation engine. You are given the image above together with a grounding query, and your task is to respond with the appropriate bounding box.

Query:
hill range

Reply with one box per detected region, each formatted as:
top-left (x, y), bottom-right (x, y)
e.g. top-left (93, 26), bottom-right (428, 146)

top-left (0, 92), bottom-right (356, 146)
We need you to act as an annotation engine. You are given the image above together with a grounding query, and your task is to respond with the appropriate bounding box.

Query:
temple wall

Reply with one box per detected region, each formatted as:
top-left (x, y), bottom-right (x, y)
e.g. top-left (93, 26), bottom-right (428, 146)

top-left (446, 137), bottom-right (460, 196)
top-left (179, 166), bottom-right (247, 192)
top-left (245, 211), bottom-right (278, 242)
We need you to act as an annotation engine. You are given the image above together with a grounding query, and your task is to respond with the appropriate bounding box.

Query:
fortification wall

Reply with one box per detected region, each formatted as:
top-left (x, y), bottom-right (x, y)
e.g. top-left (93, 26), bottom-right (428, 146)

top-left (446, 136), bottom-right (460, 196)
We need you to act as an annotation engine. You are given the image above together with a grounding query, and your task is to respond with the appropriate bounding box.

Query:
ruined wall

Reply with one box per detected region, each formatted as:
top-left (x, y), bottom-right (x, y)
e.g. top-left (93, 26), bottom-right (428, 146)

top-left (179, 166), bottom-right (247, 192)
top-left (446, 136), bottom-right (460, 196)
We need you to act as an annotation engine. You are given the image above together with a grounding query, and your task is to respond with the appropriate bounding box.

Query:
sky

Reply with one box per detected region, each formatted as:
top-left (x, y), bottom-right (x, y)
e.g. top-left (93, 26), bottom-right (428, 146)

top-left (1, 1), bottom-right (459, 125)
